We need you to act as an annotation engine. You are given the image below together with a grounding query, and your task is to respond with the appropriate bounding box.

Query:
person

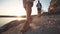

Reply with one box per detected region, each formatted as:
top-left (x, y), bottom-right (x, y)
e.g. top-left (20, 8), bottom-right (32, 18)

top-left (21, 0), bottom-right (35, 33)
top-left (36, 0), bottom-right (42, 17)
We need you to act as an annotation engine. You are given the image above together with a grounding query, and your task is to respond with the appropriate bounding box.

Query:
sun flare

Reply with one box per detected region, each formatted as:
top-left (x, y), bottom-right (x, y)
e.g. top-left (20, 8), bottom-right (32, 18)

top-left (16, 18), bottom-right (26, 21)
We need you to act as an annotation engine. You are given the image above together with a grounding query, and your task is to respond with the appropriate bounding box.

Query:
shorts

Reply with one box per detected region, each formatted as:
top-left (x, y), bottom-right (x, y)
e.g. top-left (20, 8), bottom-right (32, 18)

top-left (37, 8), bottom-right (41, 11)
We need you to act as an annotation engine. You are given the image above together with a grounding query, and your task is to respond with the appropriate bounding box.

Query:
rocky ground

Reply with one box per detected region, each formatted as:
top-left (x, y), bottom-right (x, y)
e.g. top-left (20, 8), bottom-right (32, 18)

top-left (0, 14), bottom-right (60, 34)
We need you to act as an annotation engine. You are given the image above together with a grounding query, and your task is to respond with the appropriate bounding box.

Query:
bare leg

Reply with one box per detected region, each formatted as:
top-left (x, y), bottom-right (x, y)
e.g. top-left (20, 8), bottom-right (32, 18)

top-left (25, 2), bottom-right (34, 26)
top-left (37, 9), bottom-right (41, 17)
top-left (26, 6), bottom-right (32, 23)
top-left (26, 2), bottom-right (33, 23)
top-left (23, 2), bottom-right (32, 22)
top-left (21, 2), bottom-right (33, 33)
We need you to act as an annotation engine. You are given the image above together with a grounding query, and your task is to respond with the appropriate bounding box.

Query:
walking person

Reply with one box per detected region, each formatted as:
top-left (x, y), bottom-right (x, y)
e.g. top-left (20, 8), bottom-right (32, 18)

top-left (36, 0), bottom-right (42, 17)
top-left (21, 0), bottom-right (35, 33)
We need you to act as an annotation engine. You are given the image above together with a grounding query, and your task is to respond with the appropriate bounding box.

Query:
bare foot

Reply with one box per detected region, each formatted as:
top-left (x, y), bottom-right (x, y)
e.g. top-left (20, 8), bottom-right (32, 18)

top-left (37, 14), bottom-right (42, 17)
top-left (20, 21), bottom-right (30, 33)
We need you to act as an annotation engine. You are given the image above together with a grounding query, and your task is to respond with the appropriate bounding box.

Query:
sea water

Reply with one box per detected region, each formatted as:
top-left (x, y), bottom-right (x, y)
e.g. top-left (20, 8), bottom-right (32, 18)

top-left (0, 17), bottom-right (26, 27)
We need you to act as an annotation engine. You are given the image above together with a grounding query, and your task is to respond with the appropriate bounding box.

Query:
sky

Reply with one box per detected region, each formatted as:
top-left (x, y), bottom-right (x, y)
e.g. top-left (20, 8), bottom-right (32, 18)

top-left (0, 0), bottom-right (51, 16)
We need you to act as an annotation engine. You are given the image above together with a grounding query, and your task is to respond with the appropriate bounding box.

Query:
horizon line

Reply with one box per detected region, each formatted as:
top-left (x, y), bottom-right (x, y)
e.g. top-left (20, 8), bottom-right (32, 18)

top-left (0, 15), bottom-right (36, 18)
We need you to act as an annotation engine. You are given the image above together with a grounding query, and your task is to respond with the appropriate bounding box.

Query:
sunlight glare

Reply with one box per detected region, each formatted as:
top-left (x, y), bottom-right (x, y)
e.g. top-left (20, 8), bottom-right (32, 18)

top-left (16, 18), bottom-right (26, 21)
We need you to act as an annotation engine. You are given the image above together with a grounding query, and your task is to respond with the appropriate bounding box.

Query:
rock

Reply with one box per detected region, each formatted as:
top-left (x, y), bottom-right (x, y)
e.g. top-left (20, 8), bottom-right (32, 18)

top-left (1, 15), bottom-right (60, 34)
top-left (48, 0), bottom-right (60, 14)
top-left (0, 20), bottom-right (26, 33)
